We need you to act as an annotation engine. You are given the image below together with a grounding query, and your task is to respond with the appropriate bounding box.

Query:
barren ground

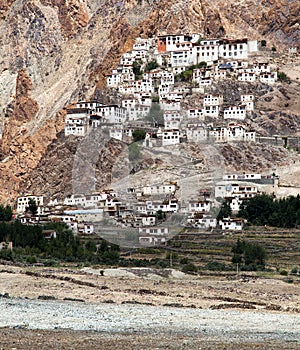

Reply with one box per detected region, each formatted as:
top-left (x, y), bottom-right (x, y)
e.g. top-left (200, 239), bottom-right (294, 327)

top-left (0, 265), bottom-right (299, 349)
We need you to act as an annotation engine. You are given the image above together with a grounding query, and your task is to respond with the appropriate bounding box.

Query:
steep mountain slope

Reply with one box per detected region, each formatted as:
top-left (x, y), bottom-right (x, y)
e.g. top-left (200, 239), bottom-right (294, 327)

top-left (0, 0), bottom-right (299, 202)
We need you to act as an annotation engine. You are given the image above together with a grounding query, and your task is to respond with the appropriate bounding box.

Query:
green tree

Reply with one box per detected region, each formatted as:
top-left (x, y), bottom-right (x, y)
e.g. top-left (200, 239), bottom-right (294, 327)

top-left (261, 40), bottom-right (267, 47)
top-left (133, 60), bottom-right (143, 80)
top-left (231, 239), bottom-right (266, 270)
top-left (0, 204), bottom-right (12, 221)
top-left (217, 202), bottom-right (232, 220)
top-left (132, 129), bottom-right (146, 142)
top-left (26, 198), bottom-right (38, 216)
top-left (145, 59), bottom-right (159, 72)
top-left (238, 194), bottom-right (275, 225)
top-left (156, 210), bottom-right (166, 221)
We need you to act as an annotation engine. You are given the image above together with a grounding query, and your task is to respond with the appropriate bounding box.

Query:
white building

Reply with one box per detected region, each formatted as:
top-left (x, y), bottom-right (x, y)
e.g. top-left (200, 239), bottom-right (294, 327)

top-left (203, 95), bottom-right (223, 107)
top-left (237, 72), bottom-right (256, 82)
top-left (186, 108), bottom-right (204, 119)
top-left (241, 95), bottom-right (254, 111)
top-left (107, 70), bottom-right (122, 87)
top-left (186, 123), bottom-right (207, 142)
top-left (223, 105), bottom-right (246, 120)
top-left (203, 105), bottom-right (220, 118)
top-left (139, 226), bottom-right (169, 235)
top-left (219, 217), bottom-right (244, 231)
top-left (259, 72), bottom-right (277, 84)
top-left (146, 199), bottom-right (179, 213)
top-left (94, 105), bottom-right (127, 124)
top-left (65, 108), bottom-right (90, 136)
top-left (187, 214), bottom-right (217, 229)
top-left (142, 183), bottom-right (177, 196)
top-left (215, 183), bottom-right (258, 199)
top-left (157, 34), bottom-right (195, 53)
top-left (223, 173), bottom-right (262, 181)
top-left (161, 129), bottom-right (181, 146)
top-left (193, 42), bottom-right (219, 63)
top-left (219, 39), bottom-right (248, 60)
top-left (188, 200), bottom-right (211, 213)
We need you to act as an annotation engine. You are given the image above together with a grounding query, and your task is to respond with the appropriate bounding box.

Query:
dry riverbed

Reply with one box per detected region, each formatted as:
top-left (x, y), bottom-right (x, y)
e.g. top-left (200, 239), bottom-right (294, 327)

top-left (0, 265), bottom-right (299, 349)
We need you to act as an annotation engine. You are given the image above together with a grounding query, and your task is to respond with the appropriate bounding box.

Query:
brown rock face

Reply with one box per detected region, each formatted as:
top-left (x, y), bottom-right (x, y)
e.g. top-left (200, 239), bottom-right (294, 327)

top-left (1, 69), bottom-right (39, 157)
top-left (40, 0), bottom-right (89, 38)
top-left (0, 0), bottom-right (16, 19)
top-left (14, 68), bottom-right (39, 122)
top-left (0, 110), bottom-right (65, 204)
top-left (24, 134), bottom-right (126, 200)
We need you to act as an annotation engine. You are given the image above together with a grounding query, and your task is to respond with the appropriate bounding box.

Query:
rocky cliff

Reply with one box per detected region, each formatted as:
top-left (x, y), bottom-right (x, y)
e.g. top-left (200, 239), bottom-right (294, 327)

top-left (0, 0), bottom-right (299, 202)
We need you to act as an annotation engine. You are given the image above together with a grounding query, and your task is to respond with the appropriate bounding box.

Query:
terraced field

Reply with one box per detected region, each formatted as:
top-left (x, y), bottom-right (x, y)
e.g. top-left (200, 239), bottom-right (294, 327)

top-left (164, 227), bottom-right (300, 271)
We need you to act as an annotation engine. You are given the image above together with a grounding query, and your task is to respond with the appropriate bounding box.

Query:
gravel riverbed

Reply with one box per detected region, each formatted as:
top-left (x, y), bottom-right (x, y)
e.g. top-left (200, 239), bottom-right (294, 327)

top-left (1, 298), bottom-right (300, 345)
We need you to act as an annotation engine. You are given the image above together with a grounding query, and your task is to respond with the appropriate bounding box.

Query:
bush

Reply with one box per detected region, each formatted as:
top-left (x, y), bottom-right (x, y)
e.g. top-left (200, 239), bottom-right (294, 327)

top-left (277, 71), bottom-right (289, 82)
top-left (204, 261), bottom-right (228, 271)
top-left (166, 252), bottom-right (179, 260)
top-left (261, 40), bottom-right (267, 47)
top-left (26, 256), bottom-right (37, 264)
top-left (133, 60), bottom-right (143, 80)
top-left (156, 259), bottom-right (169, 268)
top-left (290, 267), bottom-right (298, 274)
top-left (0, 249), bottom-right (13, 261)
top-left (182, 263), bottom-right (198, 273)
top-left (280, 270), bottom-right (288, 276)
top-left (180, 257), bottom-right (189, 265)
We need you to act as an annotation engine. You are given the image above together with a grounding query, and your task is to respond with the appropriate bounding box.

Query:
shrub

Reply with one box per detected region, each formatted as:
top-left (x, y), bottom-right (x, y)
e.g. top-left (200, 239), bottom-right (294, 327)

top-left (261, 40), bottom-right (267, 47)
top-left (277, 71), bottom-right (289, 82)
top-left (166, 252), bottom-right (179, 260)
top-left (290, 267), bottom-right (298, 274)
top-left (280, 270), bottom-right (288, 276)
top-left (180, 257), bottom-right (189, 264)
top-left (205, 261), bottom-right (227, 271)
top-left (26, 256), bottom-right (37, 264)
top-left (182, 263), bottom-right (198, 273)
top-left (156, 259), bottom-right (169, 268)
top-left (133, 60), bottom-right (143, 80)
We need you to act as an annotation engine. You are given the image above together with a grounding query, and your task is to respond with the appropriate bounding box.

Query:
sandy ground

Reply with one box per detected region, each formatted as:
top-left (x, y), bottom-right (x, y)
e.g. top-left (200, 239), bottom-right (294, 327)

top-left (0, 265), bottom-right (299, 349)
top-left (0, 265), bottom-right (299, 311)
top-left (1, 328), bottom-right (300, 350)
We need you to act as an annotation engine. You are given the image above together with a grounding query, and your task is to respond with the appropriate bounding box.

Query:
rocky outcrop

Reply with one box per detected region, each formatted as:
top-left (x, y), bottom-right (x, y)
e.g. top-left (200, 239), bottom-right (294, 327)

top-left (40, 0), bottom-right (89, 38)
top-left (0, 0), bottom-right (16, 19)
top-left (220, 142), bottom-right (292, 172)
top-left (24, 134), bottom-right (126, 200)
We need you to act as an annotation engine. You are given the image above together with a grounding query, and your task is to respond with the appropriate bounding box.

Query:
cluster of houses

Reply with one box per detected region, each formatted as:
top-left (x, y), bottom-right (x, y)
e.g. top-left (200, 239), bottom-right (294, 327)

top-left (63, 33), bottom-right (282, 145)
top-left (15, 172), bottom-right (278, 245)
top-left (15, 34), bottom-right (285, 247)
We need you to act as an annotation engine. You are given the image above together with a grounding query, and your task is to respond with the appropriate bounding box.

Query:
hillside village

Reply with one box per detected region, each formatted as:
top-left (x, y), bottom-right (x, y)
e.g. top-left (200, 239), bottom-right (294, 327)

top-left (14, 34), bottom-right (299, 247)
